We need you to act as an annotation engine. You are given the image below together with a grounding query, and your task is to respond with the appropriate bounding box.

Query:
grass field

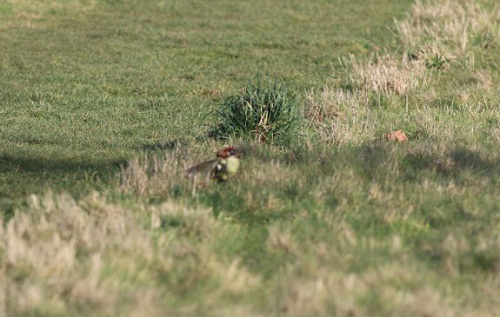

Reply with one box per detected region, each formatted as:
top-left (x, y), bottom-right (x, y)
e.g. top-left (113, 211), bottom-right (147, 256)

top-left (1, 0), bottom-right (500, 316)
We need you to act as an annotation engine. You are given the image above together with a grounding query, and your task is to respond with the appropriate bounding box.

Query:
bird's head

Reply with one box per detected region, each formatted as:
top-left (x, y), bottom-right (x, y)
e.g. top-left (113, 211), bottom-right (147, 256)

top-left (216, 146), bottom-right (238, 158)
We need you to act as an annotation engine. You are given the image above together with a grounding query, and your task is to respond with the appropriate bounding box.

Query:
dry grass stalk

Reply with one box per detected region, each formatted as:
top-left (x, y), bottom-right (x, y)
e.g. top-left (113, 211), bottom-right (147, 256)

top-left (305, 88), bottom-right (392, 146)
top-left (306, 88), bottom-right (365, 145)
top-left (267, 224), bottom-right (297, 254)
top-left (121, 149), bottom-right (204, 196)
top-left (342, 54), bottom-right (427, 95)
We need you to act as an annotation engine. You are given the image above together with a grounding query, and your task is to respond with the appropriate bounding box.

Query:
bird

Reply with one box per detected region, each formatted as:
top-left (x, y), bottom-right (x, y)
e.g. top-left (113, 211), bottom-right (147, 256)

top-left (186, 147), bottom-right (240, 182)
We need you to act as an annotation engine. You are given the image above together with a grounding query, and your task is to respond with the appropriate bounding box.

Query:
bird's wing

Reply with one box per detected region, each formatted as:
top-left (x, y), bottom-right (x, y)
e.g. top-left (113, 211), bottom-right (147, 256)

top-left (186, 159), bottom-right (217, 175)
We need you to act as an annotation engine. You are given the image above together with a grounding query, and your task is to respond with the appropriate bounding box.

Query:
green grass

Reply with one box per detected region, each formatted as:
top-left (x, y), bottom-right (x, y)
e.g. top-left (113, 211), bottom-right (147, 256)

top-left (0, 0), bottom-right (411, 199)
top-left (2, 0), bottom-right (500, 316)
top-left (214, 77), bottom-right (302, 143)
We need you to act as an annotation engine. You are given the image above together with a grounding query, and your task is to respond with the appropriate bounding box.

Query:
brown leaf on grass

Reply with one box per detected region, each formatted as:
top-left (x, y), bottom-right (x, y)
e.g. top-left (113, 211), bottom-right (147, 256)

top-left (383, 130), bottom-right (408, 142)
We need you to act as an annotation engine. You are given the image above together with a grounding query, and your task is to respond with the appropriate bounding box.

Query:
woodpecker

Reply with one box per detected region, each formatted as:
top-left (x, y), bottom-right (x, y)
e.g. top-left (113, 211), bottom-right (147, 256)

top-left (186, 147), bottom-right (240, 182)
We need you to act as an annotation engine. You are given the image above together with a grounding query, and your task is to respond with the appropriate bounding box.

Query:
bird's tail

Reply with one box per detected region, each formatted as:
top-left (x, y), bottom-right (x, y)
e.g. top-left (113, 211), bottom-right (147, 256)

top-left (186, 159), bottom-right (217, 175)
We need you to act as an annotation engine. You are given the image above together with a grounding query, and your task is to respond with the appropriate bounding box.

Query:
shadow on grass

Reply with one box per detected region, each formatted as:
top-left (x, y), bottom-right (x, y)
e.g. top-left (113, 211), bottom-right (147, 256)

top-left (0, 153), bottom-right (125, 208)
top-left (139, 139), bottom-right (188, 152)
top-left (0, 151), bottom-right (131, 221)
top-left (403, 146), bottom-right (500, 179)
top-left (306, 142), bottom-right (500, 187)
top-left (0, 153), bottom-right (124, 174)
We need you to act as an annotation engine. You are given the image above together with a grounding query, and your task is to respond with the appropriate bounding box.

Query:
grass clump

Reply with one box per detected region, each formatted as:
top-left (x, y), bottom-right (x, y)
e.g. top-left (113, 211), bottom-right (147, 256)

top-left (214, 78), bottom-right (302, 143)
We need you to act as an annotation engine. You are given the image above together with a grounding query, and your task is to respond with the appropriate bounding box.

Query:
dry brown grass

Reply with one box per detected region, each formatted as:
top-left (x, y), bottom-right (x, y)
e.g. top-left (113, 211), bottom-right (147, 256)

top-left (306, 0), bottom-right (500, 146)
top-left (3, 0), bottom-right (500, 315)
top-left (305, 88), bottom-right (376, 146)
top-left (276, 235), bottom-right (500, 317)
top-left (120, 145), bottom-right (229, 197)
top-left (342, 53), bottom-right (428, 95)
top-left (0, 192), bottom-right (260, 316)
top-left (279, 265), bottom-right (450, 317)
top-left (305, 86), bottom-right (499, 146)
top-left (395, 0), bottom-right (500, 51)
top-left (120, 152), bottom-right (188, 196)
top-left (266, 224), bottom-right (297, 255)
top-left (3, 145), bottom-right (500, 316)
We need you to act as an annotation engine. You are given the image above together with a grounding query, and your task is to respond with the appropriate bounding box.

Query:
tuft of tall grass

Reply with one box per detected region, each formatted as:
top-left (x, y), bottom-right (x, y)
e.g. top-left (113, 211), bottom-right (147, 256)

top-left (394, 0), bottom-right (500, 53)
top-left (214, 78), bottom-right (302, 143)
top-left (341, 54), bottom-right (427, 95)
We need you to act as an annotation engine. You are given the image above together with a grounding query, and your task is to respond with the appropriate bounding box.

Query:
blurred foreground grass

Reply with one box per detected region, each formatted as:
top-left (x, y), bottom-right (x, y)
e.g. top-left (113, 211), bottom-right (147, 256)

top-left (2, 0), bottom-right (500, 316)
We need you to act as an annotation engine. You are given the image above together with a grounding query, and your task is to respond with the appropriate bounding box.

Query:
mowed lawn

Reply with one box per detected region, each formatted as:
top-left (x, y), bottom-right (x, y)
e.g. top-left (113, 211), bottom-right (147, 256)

top-left (1, 0), bottom-right (409, 199)
top-left (2, 0), bottom-right (500, 316)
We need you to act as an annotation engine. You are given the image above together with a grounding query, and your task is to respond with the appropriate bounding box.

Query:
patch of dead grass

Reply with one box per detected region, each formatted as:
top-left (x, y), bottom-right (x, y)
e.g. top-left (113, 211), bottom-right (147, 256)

top-left (278, 246), bottom-right (500, 317)
top-left (342, 53), bottom-right (428, 95)
top-left (307, 0), bottom-right (500, 146)
top-left (305, 88), bottom-right (376, 146)
top-left (120, 147), bottom-right (217, 196)
top-left (267, 224), bottom-right (297, 255)
top-left (395, 0), bottom-right (500, 51)
top-left (0, 192), bottom-right (260, 316)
